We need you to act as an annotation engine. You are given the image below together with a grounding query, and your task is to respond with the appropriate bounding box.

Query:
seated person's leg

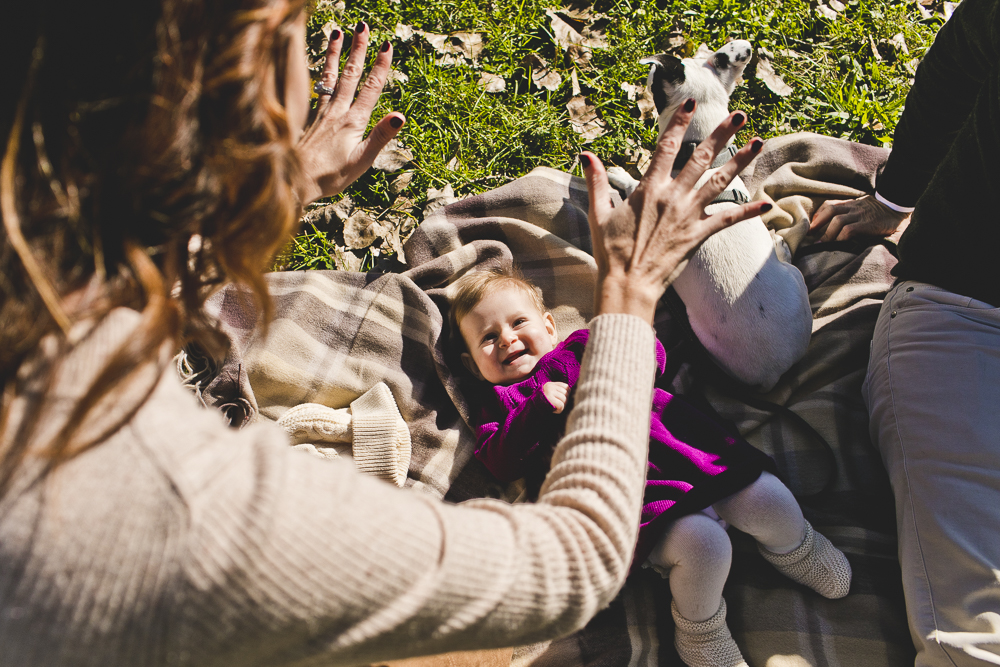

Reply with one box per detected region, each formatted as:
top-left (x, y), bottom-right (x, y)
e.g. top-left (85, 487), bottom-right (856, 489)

top-left (866, 281), bottom-right (1000, 667)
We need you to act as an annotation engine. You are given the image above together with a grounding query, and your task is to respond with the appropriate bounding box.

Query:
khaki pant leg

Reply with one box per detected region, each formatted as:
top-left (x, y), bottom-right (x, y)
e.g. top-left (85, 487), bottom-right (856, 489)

top-left (865, 281), bottom-right (1000, 666)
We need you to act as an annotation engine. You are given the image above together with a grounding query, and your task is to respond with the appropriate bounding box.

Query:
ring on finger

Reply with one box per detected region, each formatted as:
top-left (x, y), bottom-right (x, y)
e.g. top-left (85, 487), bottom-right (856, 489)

top-left (314, 81), bottom-right (335, 96)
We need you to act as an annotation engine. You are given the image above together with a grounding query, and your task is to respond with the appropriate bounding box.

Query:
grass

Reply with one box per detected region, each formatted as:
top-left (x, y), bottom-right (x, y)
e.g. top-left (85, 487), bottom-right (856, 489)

top-left (275, 0), bottom-right (949, 271)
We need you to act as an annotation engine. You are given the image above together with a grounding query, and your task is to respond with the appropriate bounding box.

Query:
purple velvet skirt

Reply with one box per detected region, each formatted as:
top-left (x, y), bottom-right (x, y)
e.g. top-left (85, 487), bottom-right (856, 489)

top-left (632, 389), bottom-right (775, 570)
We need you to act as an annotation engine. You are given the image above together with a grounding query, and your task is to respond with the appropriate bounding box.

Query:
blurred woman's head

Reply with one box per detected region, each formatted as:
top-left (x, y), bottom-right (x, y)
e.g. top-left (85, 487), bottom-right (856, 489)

top-left (0, 0), bottom-right (308, 480)
top-left (2, 0), bottom-right (308, 375)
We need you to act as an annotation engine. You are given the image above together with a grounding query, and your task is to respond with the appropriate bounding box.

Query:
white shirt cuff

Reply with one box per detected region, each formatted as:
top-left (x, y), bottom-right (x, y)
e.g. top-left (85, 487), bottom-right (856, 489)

top-left (875, 191), bottom-right (915, 213)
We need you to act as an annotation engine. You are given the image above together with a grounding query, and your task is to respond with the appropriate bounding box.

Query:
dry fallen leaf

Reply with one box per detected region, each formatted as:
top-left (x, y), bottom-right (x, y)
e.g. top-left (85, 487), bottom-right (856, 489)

top-left (478, 72), bottom-right (506, 93)
top-left (620, 82), bottom-right (656, 121)
top-left (417, 30), bottom-right (484, 66)
top-left (566, 95), bottom-right (607, 142)
top-left (343, 211), bottom-right (391, 250)
top-left (312, 0), bottom-right (345, 18)
top-left (755, 51), bottom-right (793, 97)
top-left (387, 69), bottom-right (409, 88)
top-left (524, 53), bottom-right (562, 91)
top-left (300, 196), bottom-right (354, 231)
top-left (450, 32), bottom-right (484, 61)
top-left (566, 44), bottom-right (596, 71)
top-left (916, 2), bottom-right (933, 19)
top-left (394, 22), bottom-right (415, 42)
top-left (624, 138), bottom-right (653, 177)
top-left (373, 139), bottom-right (414, 174)
top-left (620, 81), bottom-right (641, 101)
top-left (829, 0), bottom-right (846, 10)
top-left (390, 172), bottom-right (414, 196)
top-left (300, 204), bottom-right (340, 231)
top-left (333, 246), bottom-right (364, 272)
top-left (424, 184), bottom-right (460, 217)
top-left (637, 88), bottom-right (656, 121)
top-left (546, 8), bottom-right (608, 50)
top-left (816, 3), bottom-right (839, 20)
top-left (420, 31), bottom-right (449, 53)
top-left (943, 2), bottom-right (957, 19)
top-left (869, 34), bottom-right (882, 62)
top-left (890, 33), bottom-right (909, 56)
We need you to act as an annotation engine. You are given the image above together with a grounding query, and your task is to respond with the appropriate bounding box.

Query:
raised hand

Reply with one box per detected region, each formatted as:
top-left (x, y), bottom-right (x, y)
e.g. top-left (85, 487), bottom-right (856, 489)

top-left (809, 194), bottom-right (910, 242)
top-left (296, 22), bottom-right (405, 204)
top-left (581, 100), bottom-right (772, 323)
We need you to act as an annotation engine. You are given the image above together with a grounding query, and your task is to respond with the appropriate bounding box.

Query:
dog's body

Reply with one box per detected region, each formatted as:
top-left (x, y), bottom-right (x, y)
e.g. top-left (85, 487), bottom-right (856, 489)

top-left (607, 41), bottom-right (811, 391)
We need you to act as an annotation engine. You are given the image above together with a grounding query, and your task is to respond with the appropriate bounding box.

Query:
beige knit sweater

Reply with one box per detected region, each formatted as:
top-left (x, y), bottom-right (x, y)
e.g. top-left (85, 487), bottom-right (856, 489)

top-left (0, 308), bottom-right (655, 666)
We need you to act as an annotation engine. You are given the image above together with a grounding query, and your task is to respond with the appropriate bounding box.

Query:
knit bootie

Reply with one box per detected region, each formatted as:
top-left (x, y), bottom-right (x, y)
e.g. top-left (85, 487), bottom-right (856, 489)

top-left (671, 598), bottom-right (748, 667)
top-left (758, 520), bottom-right (852, 599)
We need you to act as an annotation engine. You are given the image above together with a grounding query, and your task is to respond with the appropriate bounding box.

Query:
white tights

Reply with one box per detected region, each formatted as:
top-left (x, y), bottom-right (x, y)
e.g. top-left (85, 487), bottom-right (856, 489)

top-left (647, 471), bottom-right (805, 622)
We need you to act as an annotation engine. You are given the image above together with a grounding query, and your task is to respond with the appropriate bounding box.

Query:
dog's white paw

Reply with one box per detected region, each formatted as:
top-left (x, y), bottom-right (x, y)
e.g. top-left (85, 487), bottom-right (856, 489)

top-left (606, 166), bottom-right (639, 197)
top-left (770, 229), bottom-right (793, 263)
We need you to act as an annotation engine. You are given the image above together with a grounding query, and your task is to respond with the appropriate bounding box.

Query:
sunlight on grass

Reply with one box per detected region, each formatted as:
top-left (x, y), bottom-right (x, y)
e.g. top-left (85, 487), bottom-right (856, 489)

top-left (276, 0), bottom-right (948, 271)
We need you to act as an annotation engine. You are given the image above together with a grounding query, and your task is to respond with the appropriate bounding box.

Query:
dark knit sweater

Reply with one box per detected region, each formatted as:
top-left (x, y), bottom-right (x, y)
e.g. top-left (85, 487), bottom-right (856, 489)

top-left (877, 0), bottom-right (1000, 305)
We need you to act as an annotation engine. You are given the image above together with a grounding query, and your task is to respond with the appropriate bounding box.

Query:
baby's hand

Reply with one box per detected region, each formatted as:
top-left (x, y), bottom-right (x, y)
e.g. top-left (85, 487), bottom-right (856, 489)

top-left (543, 382), bottom-right (569, 414)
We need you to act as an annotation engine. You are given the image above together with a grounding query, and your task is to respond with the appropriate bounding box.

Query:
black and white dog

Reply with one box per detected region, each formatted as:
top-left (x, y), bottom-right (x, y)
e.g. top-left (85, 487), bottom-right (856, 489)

top-left (608, 41), bottom-right (811, 391)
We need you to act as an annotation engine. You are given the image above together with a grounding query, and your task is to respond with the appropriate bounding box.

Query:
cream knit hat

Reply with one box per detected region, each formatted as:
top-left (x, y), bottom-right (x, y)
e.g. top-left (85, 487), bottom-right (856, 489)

top-left (277, 382), bottom-right (411, 487)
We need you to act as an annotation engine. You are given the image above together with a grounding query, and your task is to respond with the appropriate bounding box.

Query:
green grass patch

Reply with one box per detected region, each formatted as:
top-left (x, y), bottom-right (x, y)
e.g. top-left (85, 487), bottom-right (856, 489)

top-left (275, 0), bottom-right (948, 271)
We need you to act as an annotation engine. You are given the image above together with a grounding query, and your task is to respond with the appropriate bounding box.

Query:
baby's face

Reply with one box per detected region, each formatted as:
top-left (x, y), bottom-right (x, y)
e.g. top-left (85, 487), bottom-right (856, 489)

top-left (459, 287), bottom-right (559, 385)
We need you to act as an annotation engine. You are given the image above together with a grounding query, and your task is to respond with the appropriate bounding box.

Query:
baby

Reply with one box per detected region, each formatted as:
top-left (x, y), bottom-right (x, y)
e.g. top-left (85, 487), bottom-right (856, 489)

top-left (452, 266), bottom-right (852, 667)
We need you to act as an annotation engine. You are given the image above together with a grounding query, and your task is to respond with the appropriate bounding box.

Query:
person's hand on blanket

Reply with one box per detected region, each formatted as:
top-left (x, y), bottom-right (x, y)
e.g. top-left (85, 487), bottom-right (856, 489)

top-left (580, 102), bottom-right (771, 323)
top-left (809, 194), bottom-right (909, 242)
top-left (295, 22), bottom-right (405, 204)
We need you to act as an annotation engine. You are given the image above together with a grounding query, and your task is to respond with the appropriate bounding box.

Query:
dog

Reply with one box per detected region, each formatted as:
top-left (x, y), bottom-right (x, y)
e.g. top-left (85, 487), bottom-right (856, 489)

top-left (607, 41), bottom-right (811, 392)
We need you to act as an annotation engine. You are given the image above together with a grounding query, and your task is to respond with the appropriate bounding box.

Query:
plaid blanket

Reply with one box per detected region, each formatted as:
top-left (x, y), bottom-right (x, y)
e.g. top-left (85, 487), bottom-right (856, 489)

top-left (184, 132), bottom-right (913, 666)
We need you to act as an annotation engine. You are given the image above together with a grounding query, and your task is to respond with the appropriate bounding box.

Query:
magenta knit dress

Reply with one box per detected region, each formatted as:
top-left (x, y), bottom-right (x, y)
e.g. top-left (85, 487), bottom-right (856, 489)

top-left (472, 329), bottom-right (775, 569)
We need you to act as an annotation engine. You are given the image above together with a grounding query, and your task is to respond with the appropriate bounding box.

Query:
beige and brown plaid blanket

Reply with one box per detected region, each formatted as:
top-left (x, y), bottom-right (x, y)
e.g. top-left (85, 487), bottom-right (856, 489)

top-left (184, 132), bottom-right (913, 666)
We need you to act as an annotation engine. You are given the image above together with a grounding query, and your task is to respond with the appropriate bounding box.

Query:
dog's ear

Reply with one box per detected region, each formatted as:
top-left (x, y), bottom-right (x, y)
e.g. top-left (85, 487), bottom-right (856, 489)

top-left (709, 41), bottom-right (753, 93)
top-left (640, 54), bottom-right (685, 115)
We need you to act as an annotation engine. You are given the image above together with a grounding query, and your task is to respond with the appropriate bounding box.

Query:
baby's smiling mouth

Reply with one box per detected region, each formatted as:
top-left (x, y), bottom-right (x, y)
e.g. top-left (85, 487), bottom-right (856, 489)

top-left (503, 349), bottom-right (528, 365)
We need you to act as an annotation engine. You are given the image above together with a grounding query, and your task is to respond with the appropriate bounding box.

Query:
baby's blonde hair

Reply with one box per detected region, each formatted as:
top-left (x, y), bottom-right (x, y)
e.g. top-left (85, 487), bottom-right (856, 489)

top-left (450, 266), bottom-right (547, 345)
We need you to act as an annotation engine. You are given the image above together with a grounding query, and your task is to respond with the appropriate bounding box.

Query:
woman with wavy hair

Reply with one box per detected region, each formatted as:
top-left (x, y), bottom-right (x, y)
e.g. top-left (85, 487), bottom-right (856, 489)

top-left (0, 0), bottom-right (768, 663)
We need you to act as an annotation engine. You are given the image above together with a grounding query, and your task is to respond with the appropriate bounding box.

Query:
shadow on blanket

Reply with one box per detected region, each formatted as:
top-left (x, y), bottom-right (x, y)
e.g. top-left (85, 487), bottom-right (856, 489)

top-left (183, 133), bottom-right (913, 667)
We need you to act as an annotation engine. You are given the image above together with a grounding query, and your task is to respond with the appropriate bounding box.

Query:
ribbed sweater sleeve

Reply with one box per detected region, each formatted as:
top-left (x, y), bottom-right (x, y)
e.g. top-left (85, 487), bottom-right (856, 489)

top-left (182, 313), bottom-right (656, 664)
top-left (876, 0), bottom-right (1000, 207)
top-left (0, 311), bottom-right (657, 666)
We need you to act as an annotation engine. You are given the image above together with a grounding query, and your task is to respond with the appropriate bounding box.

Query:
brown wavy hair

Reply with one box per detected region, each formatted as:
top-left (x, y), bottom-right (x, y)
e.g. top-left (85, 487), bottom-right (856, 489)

top-left (0, 0), bottom-right (306, 490)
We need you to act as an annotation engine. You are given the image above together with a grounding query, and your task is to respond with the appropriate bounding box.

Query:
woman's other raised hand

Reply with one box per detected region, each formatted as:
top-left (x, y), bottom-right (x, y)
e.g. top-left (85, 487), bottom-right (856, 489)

top-left (296, 22), bottom-right (405, 204)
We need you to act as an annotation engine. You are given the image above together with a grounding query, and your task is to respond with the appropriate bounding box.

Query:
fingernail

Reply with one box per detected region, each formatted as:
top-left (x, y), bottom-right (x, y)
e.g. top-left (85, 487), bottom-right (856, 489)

top-left (761, 203), bottom-right (773, 212)
top-left (751, 138), bottom-right (764, 152)
top-left (732, 112), bottom-right (746, 126)
top-left (389, 115), bottom-right (404, 129)
top-left (355, 21), bottom-right (366, 34)
top-left (683, 98), bottom-right (695, 112)
top-left (380, 40), bottom-right (390, 53)
top-left (580, 153), bottom-right (592, 168)
top-left (331, 29), bottom-right (341, 41)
